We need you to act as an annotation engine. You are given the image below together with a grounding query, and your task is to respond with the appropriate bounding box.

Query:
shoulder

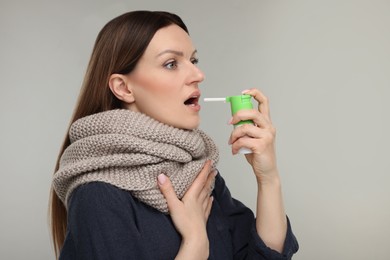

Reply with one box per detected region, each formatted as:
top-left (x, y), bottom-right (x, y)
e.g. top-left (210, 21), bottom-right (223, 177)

top-left (70, 182), bottom-right (129, 203)
top-left (63, 183), bottom-right (152, 259)
top-left (71, 181), bottom-right (128, 199)
top-left (68, 182), bottom-right (135, 218)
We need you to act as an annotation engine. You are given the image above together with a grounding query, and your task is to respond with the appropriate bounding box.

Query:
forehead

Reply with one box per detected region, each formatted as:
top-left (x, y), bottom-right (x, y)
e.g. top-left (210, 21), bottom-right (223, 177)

top-left (143, 24), bottom-right (195, 56)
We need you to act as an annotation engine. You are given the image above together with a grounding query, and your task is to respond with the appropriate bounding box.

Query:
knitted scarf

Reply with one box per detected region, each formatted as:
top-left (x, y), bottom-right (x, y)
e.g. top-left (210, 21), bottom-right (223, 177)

top-left (53, 109), bottom-right (219, 213)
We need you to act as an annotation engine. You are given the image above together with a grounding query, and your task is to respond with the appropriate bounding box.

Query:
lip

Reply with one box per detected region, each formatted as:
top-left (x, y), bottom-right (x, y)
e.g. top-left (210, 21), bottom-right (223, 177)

top-left (186, 90), bottom-right (201, 101)
top-left (184, 90), bottom-right (201, 112)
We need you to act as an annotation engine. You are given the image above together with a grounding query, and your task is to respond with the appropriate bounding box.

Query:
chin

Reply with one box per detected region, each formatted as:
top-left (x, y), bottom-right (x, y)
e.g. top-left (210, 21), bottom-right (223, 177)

top-left (177, 124), bottom-right (199, 130)
top-left (174, 120), bottom-right (200, 130)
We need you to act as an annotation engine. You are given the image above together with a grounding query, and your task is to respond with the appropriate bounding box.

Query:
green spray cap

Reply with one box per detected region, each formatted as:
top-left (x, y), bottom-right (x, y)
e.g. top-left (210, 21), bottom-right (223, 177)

top-left (226, 94), bottom-right (254, 126)
top-left (203, 94), bottom-right (254, 154)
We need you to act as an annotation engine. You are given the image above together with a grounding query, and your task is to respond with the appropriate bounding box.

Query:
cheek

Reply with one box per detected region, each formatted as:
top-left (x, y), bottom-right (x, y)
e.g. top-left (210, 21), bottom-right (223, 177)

top-left (133, 84), bottom-right (178, 117)
top-left (129, 72), bottom-right (181, 113)
top-left (131, 76), bottom-right (161, 101)
top-left (132, 72), bottom-right (173, 94)
top-left (140, 83), bottom-right (177, 105)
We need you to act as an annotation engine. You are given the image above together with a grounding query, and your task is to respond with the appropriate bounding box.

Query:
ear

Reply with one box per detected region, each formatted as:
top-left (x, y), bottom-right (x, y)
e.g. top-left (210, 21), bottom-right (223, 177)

top-left (108, 74), bottom-right (135, 103)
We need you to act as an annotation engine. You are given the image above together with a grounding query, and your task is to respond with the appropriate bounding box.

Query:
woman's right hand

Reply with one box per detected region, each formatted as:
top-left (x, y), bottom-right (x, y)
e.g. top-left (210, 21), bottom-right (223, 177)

top-left (157, 160), bottom-right (216, 260)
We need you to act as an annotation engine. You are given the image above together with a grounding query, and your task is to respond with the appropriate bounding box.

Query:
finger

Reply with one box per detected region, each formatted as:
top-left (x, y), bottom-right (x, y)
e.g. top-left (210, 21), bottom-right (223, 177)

top-left (242, 88), bottom-right (271, 120)
top-left (204, 196), bottom-right (214, 220)
top-left (206, 170), bottom-right (216, 195)
top-left (231, 132), bottom-right (274, 155)
top-left (229, 123), bottom-right (272, 147)
top-left (230, 109), bottom-right (272, 129)
top-left (229, 123), bottom-right (275, 146)
top-left (157, 174), bottom-right (181, 210)
top-left (186, 160), bottom-right (212, 196)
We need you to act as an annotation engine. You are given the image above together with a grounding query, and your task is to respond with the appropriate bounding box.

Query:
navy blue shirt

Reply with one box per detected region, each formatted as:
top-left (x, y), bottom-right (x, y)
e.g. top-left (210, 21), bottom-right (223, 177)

top-left (60, 173), bottom-right (298, 259)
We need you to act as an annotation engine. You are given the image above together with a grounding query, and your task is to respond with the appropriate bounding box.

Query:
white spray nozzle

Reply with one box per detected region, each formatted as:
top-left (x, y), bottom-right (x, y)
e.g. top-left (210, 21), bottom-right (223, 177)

top-left (203, 95), bottom-right (253, 155)
top-left (203, 97), bottom-right (226, 102)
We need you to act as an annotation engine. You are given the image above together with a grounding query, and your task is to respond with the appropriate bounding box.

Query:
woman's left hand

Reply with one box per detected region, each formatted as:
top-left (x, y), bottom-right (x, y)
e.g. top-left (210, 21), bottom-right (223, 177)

top-left (228, 88), bottom-right (278, 182)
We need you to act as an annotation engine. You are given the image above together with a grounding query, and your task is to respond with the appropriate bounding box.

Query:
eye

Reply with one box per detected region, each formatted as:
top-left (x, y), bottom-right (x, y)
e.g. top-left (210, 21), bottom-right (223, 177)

top-left (164, 60), bottom-right (177, 70)
top-left (191, 58), bottom-right (199, 65)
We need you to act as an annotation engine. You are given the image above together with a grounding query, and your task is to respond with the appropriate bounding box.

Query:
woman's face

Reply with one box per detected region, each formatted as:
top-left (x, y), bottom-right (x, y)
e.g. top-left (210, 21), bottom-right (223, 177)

top-left (125, 24), bottom-right (204, 130)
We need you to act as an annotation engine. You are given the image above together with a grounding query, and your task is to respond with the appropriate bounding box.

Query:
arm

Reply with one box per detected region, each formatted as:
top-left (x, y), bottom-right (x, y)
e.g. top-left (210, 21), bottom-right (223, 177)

top-left (255, 171), bottom-right (287, 252)
top-left (228, 88), bottom-right (289, 253)
top-left (213, 172), bottom-right (298, 260)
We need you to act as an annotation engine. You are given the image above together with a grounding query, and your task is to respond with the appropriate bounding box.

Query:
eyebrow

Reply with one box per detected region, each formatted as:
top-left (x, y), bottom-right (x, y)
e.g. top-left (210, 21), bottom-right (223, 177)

top-left (156, 49), bottom-right (197, 58)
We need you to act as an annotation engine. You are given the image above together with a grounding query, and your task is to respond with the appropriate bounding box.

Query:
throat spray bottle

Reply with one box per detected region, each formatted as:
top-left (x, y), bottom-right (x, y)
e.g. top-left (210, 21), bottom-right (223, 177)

top-left (204, 94), bottom-right (254, 154)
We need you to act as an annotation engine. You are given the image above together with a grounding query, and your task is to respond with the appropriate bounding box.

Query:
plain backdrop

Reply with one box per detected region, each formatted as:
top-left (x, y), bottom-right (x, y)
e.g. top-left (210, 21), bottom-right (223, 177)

top-left (1, 0), bottom-right (389, 259)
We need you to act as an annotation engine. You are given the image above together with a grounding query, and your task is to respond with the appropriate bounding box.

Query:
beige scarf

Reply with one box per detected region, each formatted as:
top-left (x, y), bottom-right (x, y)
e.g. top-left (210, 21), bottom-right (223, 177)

top-left (53, 109), bottom-right (219, 213)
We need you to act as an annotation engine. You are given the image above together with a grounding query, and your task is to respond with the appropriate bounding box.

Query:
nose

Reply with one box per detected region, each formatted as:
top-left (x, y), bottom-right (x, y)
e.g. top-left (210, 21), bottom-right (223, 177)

top-left (187, 63), bottom-right (205, 85)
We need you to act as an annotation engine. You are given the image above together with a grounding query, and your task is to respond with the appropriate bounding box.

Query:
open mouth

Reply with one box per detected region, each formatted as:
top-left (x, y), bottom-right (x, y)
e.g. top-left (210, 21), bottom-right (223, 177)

top-left (184, 96), bottom-right (199, 106)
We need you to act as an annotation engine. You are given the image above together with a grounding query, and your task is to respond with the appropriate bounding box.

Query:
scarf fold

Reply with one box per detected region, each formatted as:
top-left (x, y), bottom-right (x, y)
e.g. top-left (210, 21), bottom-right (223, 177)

top-left (53, 109), bottom-right (219, 213)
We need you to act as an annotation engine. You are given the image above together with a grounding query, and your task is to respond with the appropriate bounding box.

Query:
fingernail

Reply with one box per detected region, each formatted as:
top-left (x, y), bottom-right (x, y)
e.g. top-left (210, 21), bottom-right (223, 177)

top-left (213, 170), bottom-right (218, 177)
top-left (227, 117), bottom-right (233, 125)
top-left (241, 89), bottom-right (250, 94)
top-left (228, 138), bottom-right (231, 145)
top-left (157, 174), bottom-right (167, 185)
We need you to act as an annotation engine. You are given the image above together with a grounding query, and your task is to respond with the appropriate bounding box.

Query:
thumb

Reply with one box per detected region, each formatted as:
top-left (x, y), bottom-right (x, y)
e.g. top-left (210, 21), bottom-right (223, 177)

top-left (157, 174), bottom-right (181, 209)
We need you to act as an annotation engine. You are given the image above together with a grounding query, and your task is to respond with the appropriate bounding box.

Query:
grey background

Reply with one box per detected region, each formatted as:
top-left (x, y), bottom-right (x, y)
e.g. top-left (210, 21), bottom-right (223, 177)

top-left (1, 0), bottom-right (389, 259)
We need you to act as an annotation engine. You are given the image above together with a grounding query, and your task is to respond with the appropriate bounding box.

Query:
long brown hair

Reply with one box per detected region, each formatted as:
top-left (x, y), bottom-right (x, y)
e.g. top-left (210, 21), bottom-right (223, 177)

top-left (49, 10), bottom-right (188, 257)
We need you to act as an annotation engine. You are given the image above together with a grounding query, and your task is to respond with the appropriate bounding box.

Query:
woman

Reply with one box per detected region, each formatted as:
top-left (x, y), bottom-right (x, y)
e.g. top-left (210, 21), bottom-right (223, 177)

top-left (49, 10), bottom-right (299, 259)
